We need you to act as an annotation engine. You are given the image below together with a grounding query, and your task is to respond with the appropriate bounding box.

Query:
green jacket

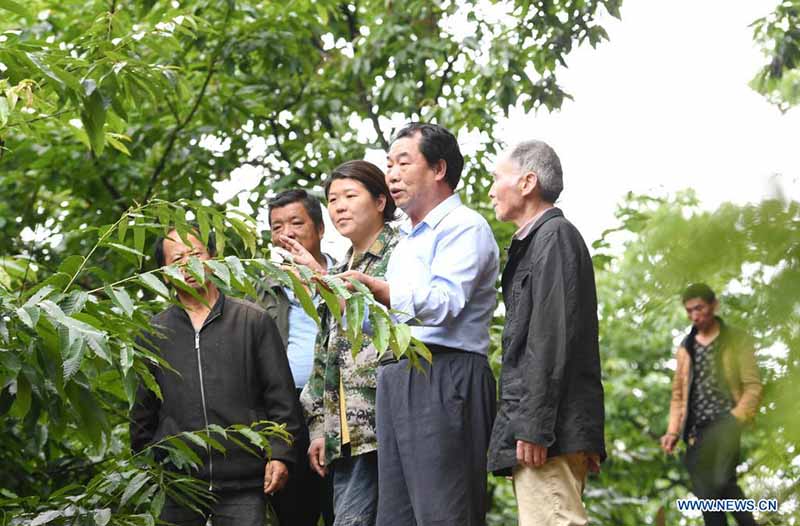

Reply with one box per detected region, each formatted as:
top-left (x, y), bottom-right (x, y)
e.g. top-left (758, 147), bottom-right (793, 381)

top-left (300, 224), bottom-right (399, 463)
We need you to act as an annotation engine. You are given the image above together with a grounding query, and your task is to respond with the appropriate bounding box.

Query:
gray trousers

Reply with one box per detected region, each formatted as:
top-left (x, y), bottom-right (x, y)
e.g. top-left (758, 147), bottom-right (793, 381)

top-left (376, 351), bottom-right (496, 526)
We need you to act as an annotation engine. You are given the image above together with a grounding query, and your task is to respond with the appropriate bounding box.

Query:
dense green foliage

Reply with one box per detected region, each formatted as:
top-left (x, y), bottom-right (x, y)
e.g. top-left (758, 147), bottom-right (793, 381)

top-left (2, 0), bottom-right (798, 525)
top-left (484, 193), bottom-right (800, 525)
top-left (751, 0), bottom-right (800, 110)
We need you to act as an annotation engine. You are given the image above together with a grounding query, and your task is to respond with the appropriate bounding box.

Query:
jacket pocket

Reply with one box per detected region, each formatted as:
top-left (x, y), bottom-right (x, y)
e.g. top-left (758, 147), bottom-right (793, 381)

top-left (501, 376), bottom-right (523, 401)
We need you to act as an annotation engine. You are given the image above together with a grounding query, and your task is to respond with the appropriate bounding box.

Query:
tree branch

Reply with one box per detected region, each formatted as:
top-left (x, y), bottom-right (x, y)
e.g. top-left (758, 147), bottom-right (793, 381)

top-left (358, 83), bottom-right (389, 151)
top-left (433, 53), bottom-right (457, 103)
top-left (142, 5), bottom-right (233, 203)
top-left (5, 109), bottom-right (71, 129)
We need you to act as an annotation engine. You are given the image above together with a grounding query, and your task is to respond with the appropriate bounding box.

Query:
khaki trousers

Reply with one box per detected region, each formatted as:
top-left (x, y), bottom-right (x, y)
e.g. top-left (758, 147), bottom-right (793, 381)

top-left (512, 452), bottom-right (590, 526)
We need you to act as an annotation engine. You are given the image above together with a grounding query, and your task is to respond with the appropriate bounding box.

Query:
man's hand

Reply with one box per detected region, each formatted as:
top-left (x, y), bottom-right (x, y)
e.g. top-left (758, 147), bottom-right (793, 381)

top-left (517, 440), bottom-right (547, 467)
top-left (308, 437), bottom-right (328, 477)
top-left (336, 271), bottom-right (390, 307)
top-left (277, 236), bottom-right (326, 274)
top-left (263, 460), bottom-right (289, 495)
top-left (660, 433), bottom-right (679, 454)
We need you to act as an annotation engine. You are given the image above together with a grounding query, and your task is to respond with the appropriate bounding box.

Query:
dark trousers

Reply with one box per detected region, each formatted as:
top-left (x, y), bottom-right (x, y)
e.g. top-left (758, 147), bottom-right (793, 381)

top-left (376, 351), bottom-right (496, 526)
top-left (684, 414), bottom-right (756, 526)
top-left (161, 489), bottom-right (266, 526)
top-left (271, 389), bottom-right (335, 526)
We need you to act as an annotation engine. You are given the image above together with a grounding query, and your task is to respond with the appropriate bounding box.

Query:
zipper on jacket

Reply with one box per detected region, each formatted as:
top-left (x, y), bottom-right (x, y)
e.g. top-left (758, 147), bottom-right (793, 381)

top-left (195, 330), bottom-right (213, 491)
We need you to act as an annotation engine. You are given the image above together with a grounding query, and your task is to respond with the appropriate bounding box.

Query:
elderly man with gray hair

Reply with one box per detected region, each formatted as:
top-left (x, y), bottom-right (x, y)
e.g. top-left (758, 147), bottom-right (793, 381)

top-left (486, 140), bottom-right (606, 525)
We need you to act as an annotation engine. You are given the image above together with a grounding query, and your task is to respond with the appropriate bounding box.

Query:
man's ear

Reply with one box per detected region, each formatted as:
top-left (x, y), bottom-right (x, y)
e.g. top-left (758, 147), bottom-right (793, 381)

top-left (432, 159), bottom-right (448, 182)
top-left (519, 171), bottom-right (538, 197)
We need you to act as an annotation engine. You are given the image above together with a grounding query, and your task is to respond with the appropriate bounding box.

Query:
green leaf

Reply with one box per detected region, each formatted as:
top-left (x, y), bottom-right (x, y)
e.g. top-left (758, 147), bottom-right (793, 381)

top-left (120, 344), bottom-right (134, 375)
top-left (81, 89), bottom-right (107, 155)
top-left (317, 282), bottom-right (341, 323)
top-left (61, 290), bottom-right (89, 315)
top-left (106, 285), bottom-right (135, 317)
top-left (205, 259), bottom-right (230, 287)
top-left (139, 272), bottom-right (170, 298)
top-left (394, 324), bottom-right (412, 354)
top-left (106, 134), bottom-right (131, 156)
top-left (105, 242), bottom-right (145, 258)
top-left (229, 216), bottom-right (256, 256)
top-left (163, 264), bottom-right (186, 284)
top-left (150, 490), bottom-right (166, 517)
top-left (93, 508), bottom-right (111, 526)
top-left (197, 208), bottom-right (211, 246)
top-left (65, 381), bottom-right (107, 446)
top-left (0, 97), bottom-right (8, 128)
top-left (23, 285), bottom-right (55, 308)
top-left (29, 510), bottom-right (63, 526)
top-left (224, 255), bottom-right (247, 285)
top-left (134, 226), bottom-right (146, 268)
top-left (10, 374), bottom-right (31, 419)
top-left (369, 307), bottom-right (390, 355)
top-left (15, 306), bottom-right (39, 330)
top-left (213, 214), bottom-right (226, 254)
top-left (0, 0), bottom-right (30, 18)
top-left (237, 426), bottom-right (266, 450)
top-left (120, 472), bottom-right (150, 507)
top-left (61, 336), bottom-right (85, 380)
top-left (186, 256), bottom-right (206, 283)
top-left (58, 255), bottom-right (86, 278)
top-left (287, 271), bottom-right (320, 324)
top-left (346, 294), bottom-right (365, 356)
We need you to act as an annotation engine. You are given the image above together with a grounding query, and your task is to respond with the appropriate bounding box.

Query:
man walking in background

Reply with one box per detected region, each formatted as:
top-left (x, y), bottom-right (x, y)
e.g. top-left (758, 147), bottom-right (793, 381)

top-left (661, 283), bottom-right (761, 526)
top-left (486, 140), bottom-right (606, 526)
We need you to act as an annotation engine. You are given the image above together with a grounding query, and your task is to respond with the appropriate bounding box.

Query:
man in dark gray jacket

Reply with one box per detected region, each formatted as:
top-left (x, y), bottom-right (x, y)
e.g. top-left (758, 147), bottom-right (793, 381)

top-left (259, 189), bottom-right (335, 526)
top-left (130, 228), bottom-right (302, 526)
top-left (486, 140), bottom-right (605, 526)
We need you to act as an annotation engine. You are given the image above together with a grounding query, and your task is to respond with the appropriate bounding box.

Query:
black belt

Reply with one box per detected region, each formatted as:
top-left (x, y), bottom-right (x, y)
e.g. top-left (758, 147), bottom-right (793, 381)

top-left (378, 343), bottom-right (465, 366)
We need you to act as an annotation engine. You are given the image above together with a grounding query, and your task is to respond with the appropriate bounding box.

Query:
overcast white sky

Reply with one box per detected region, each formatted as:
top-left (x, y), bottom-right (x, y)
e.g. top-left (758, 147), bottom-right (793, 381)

top-left (494, 0), bottom-right (800, 245)
top-left (212, 0), bottom-right (799, 258)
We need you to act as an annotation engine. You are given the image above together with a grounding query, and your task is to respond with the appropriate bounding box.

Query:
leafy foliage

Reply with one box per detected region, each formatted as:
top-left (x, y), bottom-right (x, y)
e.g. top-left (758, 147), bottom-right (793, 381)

top-left (751, 0), bottom-right (800, 110)
top-left (584, 193), bottom-right (797, 525)
top-left (0, 199), bottom-right (427, 524)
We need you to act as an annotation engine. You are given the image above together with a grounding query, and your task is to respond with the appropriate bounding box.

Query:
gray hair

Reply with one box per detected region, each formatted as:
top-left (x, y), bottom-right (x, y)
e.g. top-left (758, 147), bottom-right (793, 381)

top-left (508, 140), bottom-right (563, 203)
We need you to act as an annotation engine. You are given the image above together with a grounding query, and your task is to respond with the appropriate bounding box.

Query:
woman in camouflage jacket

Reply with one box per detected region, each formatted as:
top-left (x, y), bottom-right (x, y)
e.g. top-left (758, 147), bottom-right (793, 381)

top-left (300, 160), bottom-right (399, 526)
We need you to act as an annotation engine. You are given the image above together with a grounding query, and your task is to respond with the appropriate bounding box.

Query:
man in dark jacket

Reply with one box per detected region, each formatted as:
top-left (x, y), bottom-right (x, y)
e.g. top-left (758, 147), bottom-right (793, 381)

top-left (486, 140), bottom-right (606, 526)
top-left (130, 228), bottom-right (302, 526)
top-left (259, 189), bottom-right (335, 526)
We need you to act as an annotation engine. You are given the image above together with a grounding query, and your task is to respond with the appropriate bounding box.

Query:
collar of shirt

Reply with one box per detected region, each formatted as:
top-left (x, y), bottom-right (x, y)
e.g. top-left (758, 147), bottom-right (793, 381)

top-left (399, 193), bottom-right (463, 235)
top-left (513, 206), bottom-right (555, 240)
top-left (333, 224), bottom-right (394, 273)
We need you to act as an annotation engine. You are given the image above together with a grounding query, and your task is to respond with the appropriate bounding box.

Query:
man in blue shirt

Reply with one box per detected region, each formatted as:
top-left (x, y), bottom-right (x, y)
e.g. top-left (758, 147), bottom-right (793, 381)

top-left (260, 189), bottom-right (335, 526)
top-left (341, 123), bottom-right (500, 526)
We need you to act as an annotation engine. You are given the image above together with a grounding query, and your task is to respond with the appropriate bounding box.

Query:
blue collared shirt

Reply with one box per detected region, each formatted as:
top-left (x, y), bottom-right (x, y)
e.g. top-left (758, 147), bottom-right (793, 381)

top-left (285, 254), bottom-right (334, 388)
top-left (385, 194), bottom-right (499, 354)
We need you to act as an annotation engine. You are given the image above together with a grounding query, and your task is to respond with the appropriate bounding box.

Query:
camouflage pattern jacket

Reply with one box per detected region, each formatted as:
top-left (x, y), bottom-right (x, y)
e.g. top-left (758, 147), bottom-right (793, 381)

top-left (300, 224), bottom-right (399, 463)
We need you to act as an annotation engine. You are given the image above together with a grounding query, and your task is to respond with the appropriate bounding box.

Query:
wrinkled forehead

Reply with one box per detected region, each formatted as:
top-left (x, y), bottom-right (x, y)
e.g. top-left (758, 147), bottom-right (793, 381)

top-left (388, 134), bottom-right (422, 160)
top-left (164, 229), bottom-right (205, 254)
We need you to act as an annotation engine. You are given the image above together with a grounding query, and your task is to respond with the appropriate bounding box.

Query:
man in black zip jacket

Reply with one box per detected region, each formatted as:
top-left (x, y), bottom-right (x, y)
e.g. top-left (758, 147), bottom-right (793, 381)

top-left (130, 228), bottom-right (302, 526)
top-left (486, 141), bottom-right (605, 526)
